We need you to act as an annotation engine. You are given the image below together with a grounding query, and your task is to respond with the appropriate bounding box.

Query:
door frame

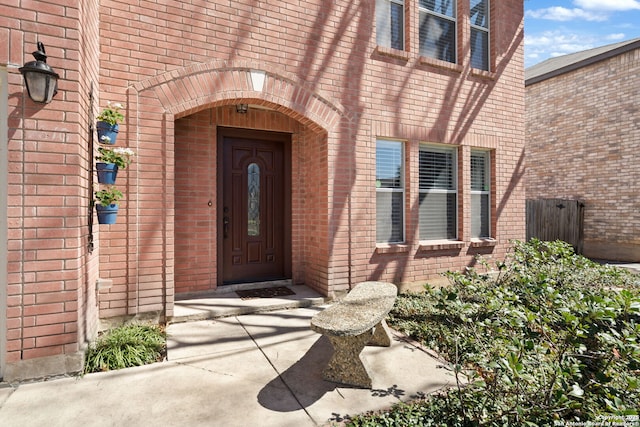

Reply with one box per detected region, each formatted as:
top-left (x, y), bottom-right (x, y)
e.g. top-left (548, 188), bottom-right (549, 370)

top-left (216, 126), bottom-right (292, 286)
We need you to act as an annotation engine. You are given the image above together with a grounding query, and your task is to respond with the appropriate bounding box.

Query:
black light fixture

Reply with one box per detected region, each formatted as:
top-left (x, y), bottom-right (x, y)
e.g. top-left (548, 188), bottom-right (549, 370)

top-left (19, 42), bottom-right (59, 104)
top-left (236, 104), bottom-right (248, 114)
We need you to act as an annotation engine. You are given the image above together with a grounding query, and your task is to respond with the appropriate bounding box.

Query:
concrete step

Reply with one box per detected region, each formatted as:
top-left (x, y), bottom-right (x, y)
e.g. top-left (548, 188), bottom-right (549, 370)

top-left (170, 282), bottom-right (329, 323)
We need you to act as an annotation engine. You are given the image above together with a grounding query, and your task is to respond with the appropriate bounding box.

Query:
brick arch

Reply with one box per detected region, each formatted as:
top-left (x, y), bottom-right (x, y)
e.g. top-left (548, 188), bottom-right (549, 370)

top-left (130, 60), bottom-right (351, 132)
top-left (113, 60), bottom-right (358, 313)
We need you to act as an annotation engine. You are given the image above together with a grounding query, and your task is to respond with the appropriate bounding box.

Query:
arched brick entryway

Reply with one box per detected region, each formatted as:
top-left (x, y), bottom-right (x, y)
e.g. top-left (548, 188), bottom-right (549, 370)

top-left (97, 61), bottom-right (355, 319)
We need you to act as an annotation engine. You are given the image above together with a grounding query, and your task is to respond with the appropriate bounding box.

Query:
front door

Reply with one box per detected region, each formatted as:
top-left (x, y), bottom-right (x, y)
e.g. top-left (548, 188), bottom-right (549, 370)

top-left (220, 128), bottom-right (290, 284)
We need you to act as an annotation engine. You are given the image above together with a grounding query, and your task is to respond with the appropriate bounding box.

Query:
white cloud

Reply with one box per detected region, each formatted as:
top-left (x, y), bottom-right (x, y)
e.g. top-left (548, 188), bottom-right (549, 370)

top-left (605, 33), bottom-right (626, 40)
top-left (523, 30), bottom-right (633, 67)
top-left (525, 32), bottom-right (593, 50)
top-left (524, 31), bottom-right (596, 63)
top-left (525, 7), bottom-right (607, 21)
top-left (574, 0), bottom-right (640, 11)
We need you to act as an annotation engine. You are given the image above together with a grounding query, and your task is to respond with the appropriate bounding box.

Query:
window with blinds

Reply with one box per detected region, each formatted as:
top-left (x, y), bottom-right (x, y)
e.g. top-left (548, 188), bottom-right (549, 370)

top-left (471, 149), bottom-right (490, 238)
top-left (376, 0), bottom-right (405, 51)
top-left (419, 0), bottom-right (457, 63)
top-left (376, 140), bottom-right (404, 243)
top-left (419, 144), bottom-right (457, 240)
top-left (470, 0), bottom-right (490, 70)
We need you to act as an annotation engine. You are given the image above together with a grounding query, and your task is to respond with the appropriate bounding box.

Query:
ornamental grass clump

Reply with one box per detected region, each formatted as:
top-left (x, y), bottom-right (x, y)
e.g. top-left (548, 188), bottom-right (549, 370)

top-left (83, 324), bottom-right (166, 374)
top-left (347, 240), bottom-right (639, 427)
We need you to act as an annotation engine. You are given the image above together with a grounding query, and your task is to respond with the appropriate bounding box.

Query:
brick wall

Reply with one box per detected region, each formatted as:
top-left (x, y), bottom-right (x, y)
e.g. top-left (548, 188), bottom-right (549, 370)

top-left (1, 0), bottom-right (101, 381)
top-left (2, 0), bottom-right (526, 380)
top-left (110, 0), bottom-right (522, 297)
top-left (526, 48), bottom-right (640, 261)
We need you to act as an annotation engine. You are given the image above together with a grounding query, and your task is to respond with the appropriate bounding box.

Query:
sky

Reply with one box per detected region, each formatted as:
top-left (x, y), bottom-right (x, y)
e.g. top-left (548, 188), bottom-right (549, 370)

top-left (524, 0), bottom-right (640, 68)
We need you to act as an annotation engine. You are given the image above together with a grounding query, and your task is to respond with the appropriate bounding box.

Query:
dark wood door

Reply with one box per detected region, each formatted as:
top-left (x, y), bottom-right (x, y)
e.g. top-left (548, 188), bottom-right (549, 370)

top-left (220, 129), bottom-right (289, 284)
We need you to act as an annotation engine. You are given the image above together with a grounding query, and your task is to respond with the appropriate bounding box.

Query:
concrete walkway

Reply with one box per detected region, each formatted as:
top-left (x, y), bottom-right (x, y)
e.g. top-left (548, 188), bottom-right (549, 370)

top-left (0, 285), bottom-right (456, 427)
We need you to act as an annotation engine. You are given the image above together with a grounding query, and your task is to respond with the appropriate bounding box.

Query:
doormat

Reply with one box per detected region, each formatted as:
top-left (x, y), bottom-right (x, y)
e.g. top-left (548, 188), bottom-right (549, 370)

top-left (236, 286), bottom-right (296, 300)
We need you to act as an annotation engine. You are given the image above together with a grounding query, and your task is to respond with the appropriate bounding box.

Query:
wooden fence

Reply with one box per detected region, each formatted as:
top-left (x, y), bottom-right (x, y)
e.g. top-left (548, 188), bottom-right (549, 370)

top-left (526, 199), bottom-right (585, 254)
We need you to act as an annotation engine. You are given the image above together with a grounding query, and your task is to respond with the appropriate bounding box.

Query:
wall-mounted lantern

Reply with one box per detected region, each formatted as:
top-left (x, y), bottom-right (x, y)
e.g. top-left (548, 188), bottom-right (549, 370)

top-left (19, 42), bottom-right (59, 104)
top-left (236, 104), bottom-right (249, 114)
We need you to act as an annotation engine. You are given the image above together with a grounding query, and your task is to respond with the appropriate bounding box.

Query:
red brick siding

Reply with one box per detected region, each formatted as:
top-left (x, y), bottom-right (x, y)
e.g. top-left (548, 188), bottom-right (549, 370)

top-left (2, 0), bottom-right (525, 378)
top-left (526, 47), bottom-right (640, 261)
top-left (2, 0), bottom-right (101, 372)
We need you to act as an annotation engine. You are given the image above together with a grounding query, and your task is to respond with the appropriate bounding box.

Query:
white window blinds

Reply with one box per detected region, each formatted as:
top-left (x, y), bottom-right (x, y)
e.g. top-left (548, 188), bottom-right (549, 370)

top-left (471, 149), bottom-right (490, 238)
top-left (377, 0), bottom-right (405, 50)
top-left (419, 145), bottom-right (457, 240)
top-left (470, 0), bottom-right (490, 70)
top-left (376, 140), bottom-right (405, 243)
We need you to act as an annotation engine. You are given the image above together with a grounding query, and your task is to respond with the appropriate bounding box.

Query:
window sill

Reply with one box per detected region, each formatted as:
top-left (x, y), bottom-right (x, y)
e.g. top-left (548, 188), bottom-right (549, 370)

top-left (418, 56), bottom-right (463, 74)
top-left (418, 240), bottom-right (465, 251)
top-left (374, 45), bottom-right (411, 61)
top-left (470, 238), bottom-right (497, 248)
top-left (375, 244), bottom-right (410, 254)
top-left (470, 68), bottom-right (496, 81)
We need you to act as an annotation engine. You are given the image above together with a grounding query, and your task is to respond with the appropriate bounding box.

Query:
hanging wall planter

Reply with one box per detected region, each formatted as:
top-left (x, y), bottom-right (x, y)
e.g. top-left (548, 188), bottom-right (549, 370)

top-left (96, 204), bottom-right (119, 224)
top-left (96, 162), bottom-right (118, 184)
top-left (96, 121), bottom-right (119, 145)
top-left (95, 187), bottom-right (123, 225)
top-left (96, 102), bottom-right (124, 145)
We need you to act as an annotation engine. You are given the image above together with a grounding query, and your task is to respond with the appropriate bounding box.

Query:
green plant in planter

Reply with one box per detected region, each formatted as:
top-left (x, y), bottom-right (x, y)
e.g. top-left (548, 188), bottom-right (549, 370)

top-left (96, 101), bottom-right (124, 125)
top-left (95, 186), bottom-right (123, 206)
top-left (95, 147), bottom-right (135, 169)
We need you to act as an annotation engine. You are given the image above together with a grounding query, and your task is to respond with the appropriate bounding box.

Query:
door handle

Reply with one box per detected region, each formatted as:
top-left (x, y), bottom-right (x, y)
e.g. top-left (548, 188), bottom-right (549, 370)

top-left (223, 216), bottom-right (230, 238)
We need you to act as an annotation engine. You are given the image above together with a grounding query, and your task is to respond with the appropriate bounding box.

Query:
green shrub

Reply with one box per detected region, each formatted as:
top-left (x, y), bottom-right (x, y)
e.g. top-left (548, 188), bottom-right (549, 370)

top-left (84, 324), bottom-right (166, 373)
top-left (349, 240), bottom-right (640, 426)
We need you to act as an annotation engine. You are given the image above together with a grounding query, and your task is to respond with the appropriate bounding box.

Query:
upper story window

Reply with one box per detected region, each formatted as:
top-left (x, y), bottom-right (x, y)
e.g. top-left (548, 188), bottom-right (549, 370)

top-left (376, 139), bottom-right (405, 243)
top-left (376, 0), bottom-right (405, 50)
top-left (419, 144), bottom-right (458, 240)
top-left (470, 0), bottom-right (490, 70)
top-left (471, 149), bottom-right (491, 238)
top-left (419, 0), bottom-right (457, 63)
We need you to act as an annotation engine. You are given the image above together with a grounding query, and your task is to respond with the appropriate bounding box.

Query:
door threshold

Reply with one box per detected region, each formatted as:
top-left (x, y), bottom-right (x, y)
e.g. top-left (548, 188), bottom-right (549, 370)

top-left (176, 279), bottom-right (293, 300)
top-left (217, 279), bottom-right (293, 293)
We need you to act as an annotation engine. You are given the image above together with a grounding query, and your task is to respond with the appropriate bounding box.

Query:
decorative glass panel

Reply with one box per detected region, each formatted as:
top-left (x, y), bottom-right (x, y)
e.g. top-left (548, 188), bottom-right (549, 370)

top-left (247, 163), bottom-right (260, 236)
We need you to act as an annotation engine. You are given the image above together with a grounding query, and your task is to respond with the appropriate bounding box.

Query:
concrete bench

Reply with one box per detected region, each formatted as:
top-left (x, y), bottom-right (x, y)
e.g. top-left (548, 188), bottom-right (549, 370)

top-left (310, 281), bottom-right (398, 388)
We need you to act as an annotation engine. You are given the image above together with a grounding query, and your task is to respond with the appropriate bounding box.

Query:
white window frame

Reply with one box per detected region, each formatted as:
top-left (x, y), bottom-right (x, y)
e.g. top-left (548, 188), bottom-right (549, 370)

top-left (418, 0), bottom-right (457, 63)
top-left (418, 143), bottom-right (458, 241)
top-left (376, 139), bottom-right (405, 244)
top-left (470, 0), bottom-right (490, 70)
top-left (376, 0), bottom-right (405, 51)
top-left (470, 149), bottom-right (491, 238)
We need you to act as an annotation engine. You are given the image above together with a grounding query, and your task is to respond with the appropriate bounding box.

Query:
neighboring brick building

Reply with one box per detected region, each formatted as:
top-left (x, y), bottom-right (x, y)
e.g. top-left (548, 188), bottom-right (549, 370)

top-left (526, 38), bottom-right (640, 262)
top-left (1, 0), bottom-right (525, 381)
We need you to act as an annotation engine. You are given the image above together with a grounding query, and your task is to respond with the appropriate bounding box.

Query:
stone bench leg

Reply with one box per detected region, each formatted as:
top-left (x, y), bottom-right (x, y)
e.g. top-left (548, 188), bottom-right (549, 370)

top-left (368, 319), bottom-right (392, 347)
top-left (323, 332), bottom-right (372, 388)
